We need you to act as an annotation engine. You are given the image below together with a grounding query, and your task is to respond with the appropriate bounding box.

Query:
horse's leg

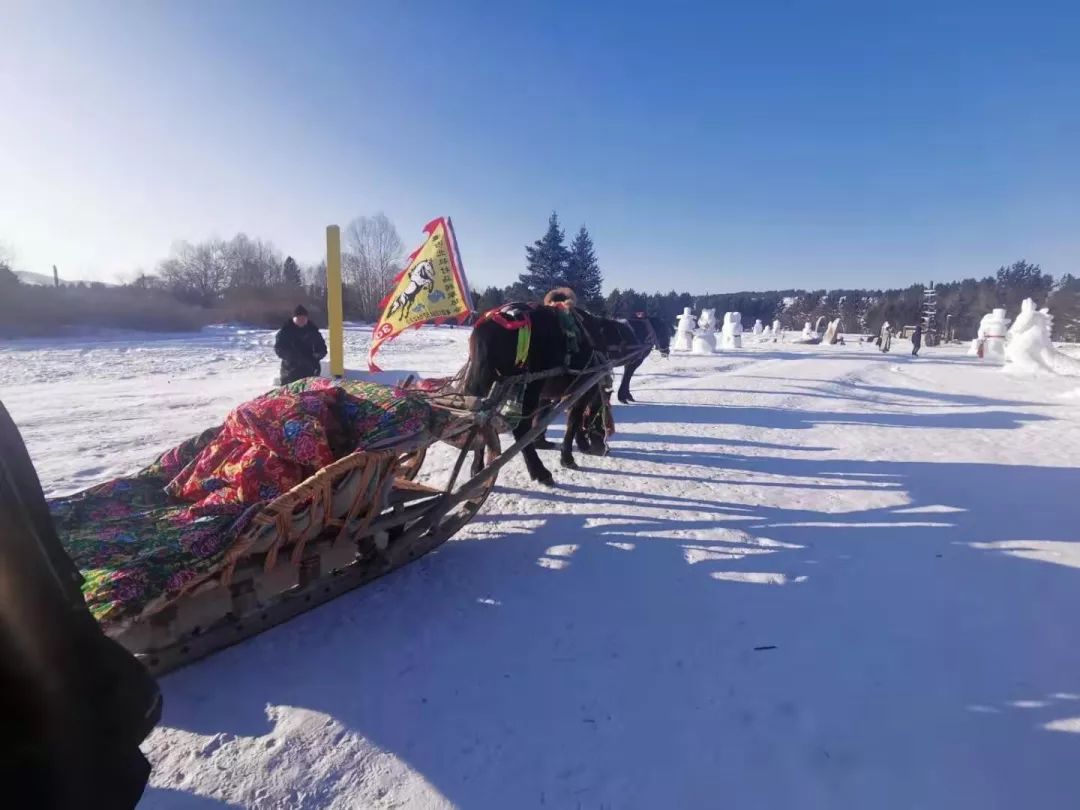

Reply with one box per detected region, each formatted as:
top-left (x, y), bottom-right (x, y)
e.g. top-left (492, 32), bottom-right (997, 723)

top-left (533, 410), bottom-right (556, 450)
top-left (574, 393), bottom-right (594, 453)
top-left (560, 394), bottom-right (592, 469)
top-left (517, 382), bottom-right (553, 485)
top-left (586, 426), bottom-right (607, 456)
top-left (618, 358), bottom-right (642, 403)
top-left (575, 418), bottom-right (592, 453)
top-left (585, 392), bottom-right (610, 456)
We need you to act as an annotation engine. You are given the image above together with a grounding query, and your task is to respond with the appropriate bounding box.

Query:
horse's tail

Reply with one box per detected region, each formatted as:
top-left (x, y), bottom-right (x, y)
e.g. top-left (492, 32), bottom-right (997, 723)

top-left (463, 324), bottom-right (495, 397)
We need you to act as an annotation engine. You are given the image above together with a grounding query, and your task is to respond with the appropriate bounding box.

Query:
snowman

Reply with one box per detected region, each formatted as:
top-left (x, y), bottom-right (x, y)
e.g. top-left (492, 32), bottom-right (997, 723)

top-left (673, 307), bottom-right (695, 352)
top-left (692, 309), bottom-right (718, 354)
top-left (720, 312), bottom-right (743, 349)
top-left (971, 308), bottom-right (1010, 363)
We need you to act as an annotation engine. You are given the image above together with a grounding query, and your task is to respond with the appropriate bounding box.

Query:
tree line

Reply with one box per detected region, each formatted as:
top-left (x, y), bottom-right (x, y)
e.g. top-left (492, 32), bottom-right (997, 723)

top-left (2, 217), bottom-right (1078, 341)
top-left (0, 214), bottom-right (408, 337)
top-left (475, 250), bottom-right (1080, 342)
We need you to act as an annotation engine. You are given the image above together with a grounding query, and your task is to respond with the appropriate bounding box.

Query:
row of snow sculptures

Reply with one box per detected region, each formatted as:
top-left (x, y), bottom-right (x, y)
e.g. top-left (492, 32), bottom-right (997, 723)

top-left (673, 308), bottom-right (760, 351)
top-left (969, 308), bottom-right (1010, 363)
top-left (692, 309), bottom-right (718, 354)
top-left (674, 307), bottom-right (695, 352)
top-left (1003, 298), bottom-right (1080, 375)
top-left (758, 319), bottom-right (782, 342)
top-left (721, 311), bottom-right (743, 349)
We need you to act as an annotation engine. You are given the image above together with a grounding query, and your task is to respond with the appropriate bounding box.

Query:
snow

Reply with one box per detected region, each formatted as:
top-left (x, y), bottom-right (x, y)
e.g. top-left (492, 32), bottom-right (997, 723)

top-left (3, 328), bottom-right (1080, 809)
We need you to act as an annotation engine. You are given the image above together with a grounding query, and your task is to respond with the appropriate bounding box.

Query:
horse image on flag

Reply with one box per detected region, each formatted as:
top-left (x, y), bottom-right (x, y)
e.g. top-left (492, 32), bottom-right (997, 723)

top-left (368, 218), bottom-right (472, 371)
top-left (387, 261), bottom-right (436, 320)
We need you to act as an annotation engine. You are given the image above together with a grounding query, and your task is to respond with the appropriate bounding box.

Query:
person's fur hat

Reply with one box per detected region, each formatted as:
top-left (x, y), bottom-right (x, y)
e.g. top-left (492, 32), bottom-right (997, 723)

top-left (544, 287), bottom-right (577, 306)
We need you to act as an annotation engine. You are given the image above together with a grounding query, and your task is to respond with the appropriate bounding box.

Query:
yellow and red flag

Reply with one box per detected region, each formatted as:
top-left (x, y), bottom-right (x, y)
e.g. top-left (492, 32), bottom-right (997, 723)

top-left (368, 217), bottom-right (472, 371)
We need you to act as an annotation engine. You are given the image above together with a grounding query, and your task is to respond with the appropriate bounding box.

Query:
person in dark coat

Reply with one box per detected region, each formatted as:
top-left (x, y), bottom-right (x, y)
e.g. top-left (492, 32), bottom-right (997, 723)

top-left (911, 324), bottom-right (923, 357)
top-left (0, 403), bottom-right (161, 809)
top-left (274, 305), bottom-right (327, 385)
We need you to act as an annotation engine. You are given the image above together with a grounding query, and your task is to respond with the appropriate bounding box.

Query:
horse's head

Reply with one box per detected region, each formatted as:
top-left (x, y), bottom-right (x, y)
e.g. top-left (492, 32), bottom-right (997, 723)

top-left (414, 261), bottom-right (436, 289)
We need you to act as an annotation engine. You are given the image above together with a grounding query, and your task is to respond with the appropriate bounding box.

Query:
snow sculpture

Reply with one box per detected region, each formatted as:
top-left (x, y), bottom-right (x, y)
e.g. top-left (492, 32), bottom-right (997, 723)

top-left (752, 319), bottom-right (764, 336)
top-left (760, 324), bottom-right (773, 342)
top-left (673, 307), bottom-right (695, 353)
top-left (801, 321), bottom-right (815, 341)
top-left (1004, 298), bottom-right (1080, 375)
top-left (970, 308), bottom-right (1010, 363)
top-left (822, 318), bottom-right (842, 345)
top-left (692, 308), bottom-right (717, 354)
top-left (720, 311), bottom-right (743, 349)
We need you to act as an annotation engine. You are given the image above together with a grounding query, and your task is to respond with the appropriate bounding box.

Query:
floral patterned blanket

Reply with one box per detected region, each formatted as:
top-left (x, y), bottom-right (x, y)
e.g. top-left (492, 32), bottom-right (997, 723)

top-left (50, 379), bottom-right (433, 626)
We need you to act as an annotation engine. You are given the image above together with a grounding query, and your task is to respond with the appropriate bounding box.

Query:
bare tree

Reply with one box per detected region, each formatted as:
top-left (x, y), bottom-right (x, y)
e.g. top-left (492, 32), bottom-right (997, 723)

top-left (303, 260), bottom-right (327, 291)
top-left (223, 233), bottom-right (282, 289)
top-left (158, 239), bottom-right (230, 306)
top-left (342, 213), bottom-right (404, 320)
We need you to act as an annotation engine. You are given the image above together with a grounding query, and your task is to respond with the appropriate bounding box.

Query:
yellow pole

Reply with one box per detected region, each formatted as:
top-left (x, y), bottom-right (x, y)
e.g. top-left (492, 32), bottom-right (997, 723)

top-left (326, 225), bottom-right (345, 378)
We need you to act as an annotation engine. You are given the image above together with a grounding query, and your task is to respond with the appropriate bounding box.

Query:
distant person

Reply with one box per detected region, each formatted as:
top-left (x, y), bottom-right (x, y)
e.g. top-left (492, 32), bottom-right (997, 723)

top-left (911, 324), bottom-right (923, 357)
top-left (274, 305), bottom-right (327, 385)
top-left (879, 322), bottom-right (893, 353)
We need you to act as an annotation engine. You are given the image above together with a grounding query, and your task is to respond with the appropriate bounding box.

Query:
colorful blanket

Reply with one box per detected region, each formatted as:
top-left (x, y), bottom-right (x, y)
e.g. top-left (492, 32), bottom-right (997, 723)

top-left (50, 379), bottom-right (434, 626)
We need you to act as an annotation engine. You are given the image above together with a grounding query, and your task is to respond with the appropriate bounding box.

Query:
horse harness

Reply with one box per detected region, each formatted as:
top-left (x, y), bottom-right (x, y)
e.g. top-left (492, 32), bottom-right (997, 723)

top-left (476, 302), bottom-right (597, 375)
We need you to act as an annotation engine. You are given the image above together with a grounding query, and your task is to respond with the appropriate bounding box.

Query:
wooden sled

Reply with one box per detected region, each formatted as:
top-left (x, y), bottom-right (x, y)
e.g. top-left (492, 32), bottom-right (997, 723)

top-left (104, 361), bottom-right (622, 675)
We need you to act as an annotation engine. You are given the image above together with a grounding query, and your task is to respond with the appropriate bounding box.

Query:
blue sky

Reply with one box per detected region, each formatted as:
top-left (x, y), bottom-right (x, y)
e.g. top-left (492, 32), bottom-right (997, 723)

top-left (2, 1), bottom-right (1078, 292)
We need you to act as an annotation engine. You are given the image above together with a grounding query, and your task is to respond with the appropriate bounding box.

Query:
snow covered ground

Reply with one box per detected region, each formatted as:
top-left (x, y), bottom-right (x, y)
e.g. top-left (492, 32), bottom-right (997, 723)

top-left (3, 326), bottom-right (1080, 809)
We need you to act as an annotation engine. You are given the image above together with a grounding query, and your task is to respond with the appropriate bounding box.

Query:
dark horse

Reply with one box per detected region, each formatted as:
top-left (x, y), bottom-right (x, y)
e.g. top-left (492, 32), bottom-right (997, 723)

top-left (464, 303), bottom-right (608, 486)
top-left (533, 312), bottom-right (663, 464)
top-left (616, 313), bottom-right (673, 403)
top-left (566, 316), bottom-right (637, 458)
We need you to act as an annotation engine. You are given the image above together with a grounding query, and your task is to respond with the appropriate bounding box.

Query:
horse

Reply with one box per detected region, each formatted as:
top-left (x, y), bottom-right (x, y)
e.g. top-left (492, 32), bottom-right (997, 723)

top-left (616, 313), bottom-right (673, 403)
top-left (464, 300), bottom-right (608, 486)
top-left (533, 311), bottom-right (646, 464)
top-left (386, 261), bottom-right (435, 320)
top-left (550, 311), bottom-right (633, 465)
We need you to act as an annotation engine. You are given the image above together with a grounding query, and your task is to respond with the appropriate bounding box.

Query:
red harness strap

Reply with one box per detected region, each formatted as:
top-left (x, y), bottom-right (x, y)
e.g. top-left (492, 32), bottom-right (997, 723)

top-left (476, 304), bottom-right (535, 368)
top-left (476, 304), bottom-right (533, 332)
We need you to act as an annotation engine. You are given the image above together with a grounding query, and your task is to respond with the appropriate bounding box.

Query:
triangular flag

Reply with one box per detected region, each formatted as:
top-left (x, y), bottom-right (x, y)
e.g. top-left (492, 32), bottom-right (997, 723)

top-left (368, 217), bottom-right (472, 371)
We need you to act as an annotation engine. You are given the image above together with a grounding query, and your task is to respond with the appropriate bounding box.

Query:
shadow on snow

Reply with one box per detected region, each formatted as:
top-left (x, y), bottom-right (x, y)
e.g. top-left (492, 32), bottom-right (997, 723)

top-left (153, 442), bottom-right (1080, 809)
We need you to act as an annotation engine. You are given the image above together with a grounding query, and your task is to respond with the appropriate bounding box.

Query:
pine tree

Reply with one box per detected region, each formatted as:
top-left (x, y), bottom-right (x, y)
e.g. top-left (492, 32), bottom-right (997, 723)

top-left (282, 256), bottom-right (302, 288)
top-left (566, 225), bottom-right (604, 311)
top-left (995, 260), bottom-right (1052, 312)
top-left (1049, 274), bottom-right (1080, 341)
top-left (519, 212), bottom-right (570, 298)
top-left (605, 287), bottom-right (622, 316)
top-left (474, 285), bottom-right (505, 313)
